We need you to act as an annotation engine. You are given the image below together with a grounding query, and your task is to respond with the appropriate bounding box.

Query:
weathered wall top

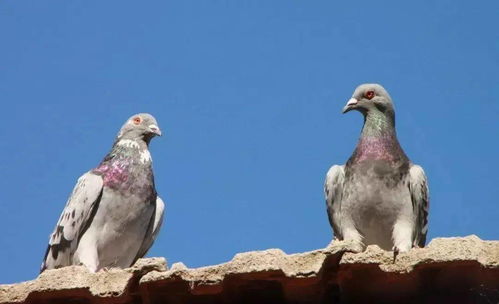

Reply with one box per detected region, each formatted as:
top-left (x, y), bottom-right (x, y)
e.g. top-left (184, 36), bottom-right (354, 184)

top-left (1, 235), bottom-right (498, 303)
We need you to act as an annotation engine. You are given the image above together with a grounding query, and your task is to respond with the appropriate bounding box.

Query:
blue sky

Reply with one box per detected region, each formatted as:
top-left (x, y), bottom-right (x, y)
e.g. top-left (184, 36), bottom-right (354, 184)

top-left (0, 1), bottom-right (498, 284)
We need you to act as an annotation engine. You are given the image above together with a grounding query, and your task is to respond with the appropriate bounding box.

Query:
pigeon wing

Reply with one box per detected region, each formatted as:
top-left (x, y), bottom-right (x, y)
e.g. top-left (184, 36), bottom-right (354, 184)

top-left (132, 196), bottom-right (165, 263)
top-left (41, 172), bottom-right (104, 272)
top-left (408, 164), bottom-right (429, 247)
top-left (324, 165), bottom-right (345, 240)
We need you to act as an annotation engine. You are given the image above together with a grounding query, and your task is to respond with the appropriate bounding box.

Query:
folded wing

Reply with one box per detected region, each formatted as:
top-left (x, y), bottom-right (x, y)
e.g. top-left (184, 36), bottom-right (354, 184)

top-left (133, 196), bottom-right (165, 263)
top-left (408, 165), bottom-right (429, 247)
top-left (41, 172), bottom-right (104, 272)
top-left (324, 165), bottom-right (345, 240)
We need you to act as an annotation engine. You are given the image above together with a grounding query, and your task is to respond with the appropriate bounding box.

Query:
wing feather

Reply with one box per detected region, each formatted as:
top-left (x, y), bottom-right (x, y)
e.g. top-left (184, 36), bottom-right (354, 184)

top-left (408, 165), bottom-right (429, 247)
top-left (133, 196), bottom-right (165, 263)
top-left (324, 165), bottom-right (345, 240)
top-left (41, 172), bottom-right (103, 272)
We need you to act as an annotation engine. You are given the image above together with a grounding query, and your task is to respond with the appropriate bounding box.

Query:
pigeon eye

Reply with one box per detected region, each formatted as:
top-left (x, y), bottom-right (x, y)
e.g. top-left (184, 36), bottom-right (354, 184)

top-left (132, 117), bottom-right (142, 125)
top-left (364, 91), bottom-right (375, 100)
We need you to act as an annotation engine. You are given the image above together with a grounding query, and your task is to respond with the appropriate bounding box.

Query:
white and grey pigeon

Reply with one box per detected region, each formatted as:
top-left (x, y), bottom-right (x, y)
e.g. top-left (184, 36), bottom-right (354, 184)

top-left (324, 84), bottom-right (429, 257)
top-left (41, 113), bottom-right (165, 272)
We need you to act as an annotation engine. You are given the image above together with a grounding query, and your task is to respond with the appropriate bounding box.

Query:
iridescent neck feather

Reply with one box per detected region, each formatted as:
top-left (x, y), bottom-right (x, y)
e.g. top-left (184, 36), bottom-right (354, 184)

top-left (349, 110), bottom-right (407, 164)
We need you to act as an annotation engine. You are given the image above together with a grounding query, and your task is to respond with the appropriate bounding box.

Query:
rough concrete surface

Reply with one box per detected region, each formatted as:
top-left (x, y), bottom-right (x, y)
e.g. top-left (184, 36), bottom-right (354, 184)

top-left (1, 236), bottom-right (498, 304)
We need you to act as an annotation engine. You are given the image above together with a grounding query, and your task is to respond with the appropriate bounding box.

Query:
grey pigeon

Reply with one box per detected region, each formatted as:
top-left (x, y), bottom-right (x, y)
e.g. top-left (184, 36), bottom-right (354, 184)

top-left (41, 113), bottom-right (165, 272)
top-left (324, 84), bottom-right (429, 256)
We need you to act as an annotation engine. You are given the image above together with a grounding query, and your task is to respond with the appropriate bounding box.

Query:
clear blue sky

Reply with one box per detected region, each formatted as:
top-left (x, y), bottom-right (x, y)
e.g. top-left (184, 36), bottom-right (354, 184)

top-left (0, 1), bottom-right (497, 284)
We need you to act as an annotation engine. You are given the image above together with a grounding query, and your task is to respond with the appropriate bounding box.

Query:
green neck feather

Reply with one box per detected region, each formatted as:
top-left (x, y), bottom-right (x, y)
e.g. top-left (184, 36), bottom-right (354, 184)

top-left (361, 110), bottom-right (396, 138)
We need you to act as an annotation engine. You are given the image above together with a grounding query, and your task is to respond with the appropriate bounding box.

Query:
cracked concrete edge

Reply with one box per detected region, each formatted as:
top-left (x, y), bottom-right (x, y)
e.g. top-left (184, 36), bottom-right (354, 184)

top-left (1, 236), bottom-right (498, 303)
top-left (139, 239), bottom-right (355, 288)
top-left (340, 235), bottom-right (499, 273)
top-left (139, 235), bottom-right (499, 293)
top-left (0, 257), bottom-right (167, 304)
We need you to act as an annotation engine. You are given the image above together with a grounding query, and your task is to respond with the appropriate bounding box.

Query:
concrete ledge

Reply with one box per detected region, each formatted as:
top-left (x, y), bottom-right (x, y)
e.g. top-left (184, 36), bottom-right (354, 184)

top-left (1, 236), bottom-right (498, 304)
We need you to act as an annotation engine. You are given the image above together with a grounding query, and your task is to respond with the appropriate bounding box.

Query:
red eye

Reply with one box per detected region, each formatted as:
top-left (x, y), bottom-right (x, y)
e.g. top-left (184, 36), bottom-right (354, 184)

top-left (133, 117), bottom-right (141, 125)
top-left (364, 90), bottom-right (375, 100)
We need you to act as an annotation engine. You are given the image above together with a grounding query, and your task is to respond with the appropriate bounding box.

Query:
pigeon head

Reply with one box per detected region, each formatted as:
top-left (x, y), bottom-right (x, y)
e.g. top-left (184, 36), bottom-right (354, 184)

top-left (117, 113), bottom-right (162, 143)
top-left (342, 84), bottom-right (394, 118)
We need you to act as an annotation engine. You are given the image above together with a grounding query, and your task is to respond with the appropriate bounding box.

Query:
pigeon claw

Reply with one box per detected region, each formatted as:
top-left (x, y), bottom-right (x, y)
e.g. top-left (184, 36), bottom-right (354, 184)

top-left (392, 246), bottom-right (400, 263)
top-left (343, 239), bottom-right (365, 253)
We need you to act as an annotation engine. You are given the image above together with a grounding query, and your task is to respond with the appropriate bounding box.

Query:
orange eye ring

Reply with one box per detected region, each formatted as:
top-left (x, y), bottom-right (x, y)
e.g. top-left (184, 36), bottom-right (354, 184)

top-left (132, 117), bottom-right (141, 125)
top-left (364, 90), bottom-right (375, 100)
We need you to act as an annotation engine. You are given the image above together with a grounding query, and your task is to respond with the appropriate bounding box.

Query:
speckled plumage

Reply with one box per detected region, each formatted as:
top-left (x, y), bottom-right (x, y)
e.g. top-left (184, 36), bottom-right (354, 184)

top-left (325, 84), bottom-right (429, 254)
top-left (41, 113), bottom-right (165, 272)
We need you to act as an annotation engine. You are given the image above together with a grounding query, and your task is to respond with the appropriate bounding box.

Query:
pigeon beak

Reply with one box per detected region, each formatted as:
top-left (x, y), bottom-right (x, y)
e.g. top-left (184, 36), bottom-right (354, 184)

top-left (342, 98), bottom-right (358, 114)
top-left (148, 124), bottom-right (162, 136)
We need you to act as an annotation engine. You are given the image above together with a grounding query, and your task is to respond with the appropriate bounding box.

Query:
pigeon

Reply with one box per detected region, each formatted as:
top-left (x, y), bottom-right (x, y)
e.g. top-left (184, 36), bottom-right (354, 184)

top-left (324, 84), bottom-right (429, 256)
top-left (41, 113), bottom-right (165, 272)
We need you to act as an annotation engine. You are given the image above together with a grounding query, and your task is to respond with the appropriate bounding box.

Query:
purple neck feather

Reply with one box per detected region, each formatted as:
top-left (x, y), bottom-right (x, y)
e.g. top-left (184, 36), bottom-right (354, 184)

top-left (94, 159), bottom-right (131, 188)
top-left (347, 109), bottom-right (408, 164)
top-left (351, 135), bottom-right (405, 163)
